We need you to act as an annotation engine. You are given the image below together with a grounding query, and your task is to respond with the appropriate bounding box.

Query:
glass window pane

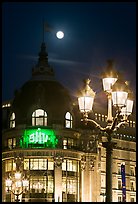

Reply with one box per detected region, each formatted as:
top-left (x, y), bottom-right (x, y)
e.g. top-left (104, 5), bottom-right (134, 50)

top-left (66, 112), bottom-right (70, 119)
top-left (39, 159), bottom-right (47, 170)
top-left (48, 177), bottom-right (54, 193)
top-left (8, 139), bottom-right (12, 148)
top-left (65, 112), bottom-right (72, 128)
top-left (48, 160), bottom-right (54, 170)
top-left (66, 120), bottom-right (70, 128)
top-left (5, 160), bottom-right (12, 172)
top-left (32, 118), bottom-right (35, 126)
top-left (44, 118), bottom-right (47, 126)
top-left (62, 161), bottom-right (66, 171)
top-left (36, 118), bottom-right (43, 126)
top-left (30, 159), bottom-right (39, 170)
top-left (24, 159), bottom-right (29, 170)
top-left (13, 161), bottom-right (16, 171)
top-left (36, 109), bottom-right (44, 116)
top-left (13, 138), bottom-right (16, 147)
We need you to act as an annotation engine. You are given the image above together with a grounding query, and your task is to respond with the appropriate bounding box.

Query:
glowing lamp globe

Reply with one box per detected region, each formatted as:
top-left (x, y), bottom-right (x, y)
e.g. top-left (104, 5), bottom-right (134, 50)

top-left (111, 77), bottom-right (128, 108)
top-left (101, 60), bottom-right (118, 92)
top-left (78, 79), bottom-right (95, 114)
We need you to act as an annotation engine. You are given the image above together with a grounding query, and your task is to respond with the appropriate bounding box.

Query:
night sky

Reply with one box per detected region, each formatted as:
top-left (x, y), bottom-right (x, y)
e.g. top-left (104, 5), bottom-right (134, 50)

top-left (2, 2), bottom-right (136, 114)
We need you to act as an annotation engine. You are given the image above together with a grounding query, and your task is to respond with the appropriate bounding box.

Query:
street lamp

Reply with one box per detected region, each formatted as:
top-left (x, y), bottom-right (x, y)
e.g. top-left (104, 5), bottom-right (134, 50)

top-left (78, 60), bottom-right (133, 202)
top-left (6, 172), bottom-right (29, 202)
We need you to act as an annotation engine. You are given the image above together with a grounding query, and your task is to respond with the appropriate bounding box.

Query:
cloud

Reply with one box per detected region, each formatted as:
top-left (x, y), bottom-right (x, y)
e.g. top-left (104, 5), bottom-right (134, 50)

top-left (49, 57), bottom-right (88, 66)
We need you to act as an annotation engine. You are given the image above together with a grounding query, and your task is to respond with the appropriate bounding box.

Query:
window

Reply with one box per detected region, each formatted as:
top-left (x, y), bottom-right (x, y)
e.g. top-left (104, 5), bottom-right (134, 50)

top-left (95, 113), bottom-right (98, 120)
top-left (32, 109), bottom-right (47, 126)
top-left (67, 160), bottom-right (77, 172)
top-left (118, 196), bottom-right (122, 202)
top-left (48, 160), bottom-right (54, 170)
top-left (10, 112), bottom-right (15, 128)
top-left (62, 160), bottom-right (66, 171)
top-left (5, 159), bottom-right (16, 172)
top-left (30, 176), bottom-right (54, 193)
top-left (8, 138), bottom-right (16, 149)
top-left (130, 182), bottom-right (134, 191)
top-left (102, 114), bottom-right (105, 121)
top-left (30, 158), bottom-right (47, 170)
top-left (8, 139), bottom-right (12, 149)
top-left (65, 112), bottom-right (72, 128)
top-left (24, 159), bottom-right (29, 170)
top-left (118, 180), bottom-right (122, 189)
top-left (130, 197), bottom-right (135, 202)
top-left (67, 179), bottom-right (77, 194)
top-left (63, 139), bottom-right (67, 149)
top-left (130, 167), bottom-right (135, 176)
top-left (118, 165), bottom-right (121, 174)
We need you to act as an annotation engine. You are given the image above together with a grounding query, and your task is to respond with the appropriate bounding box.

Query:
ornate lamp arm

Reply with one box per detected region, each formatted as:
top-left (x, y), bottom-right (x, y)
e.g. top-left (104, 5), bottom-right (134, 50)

top-left (114, 121), bottom-right (128, 132)
top-left (82, 109), bottom-right (128, 136)
top-left (8, 189), bottom-right (23, 196)
top-left (81, 118), bottom-right (108, 131)
top-left (12, 190), bottom-right (24, 196)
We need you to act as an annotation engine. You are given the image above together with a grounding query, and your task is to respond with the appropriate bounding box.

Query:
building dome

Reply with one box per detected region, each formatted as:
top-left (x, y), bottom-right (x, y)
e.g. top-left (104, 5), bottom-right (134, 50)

top-left (11, 42), bottom-right (73, 127)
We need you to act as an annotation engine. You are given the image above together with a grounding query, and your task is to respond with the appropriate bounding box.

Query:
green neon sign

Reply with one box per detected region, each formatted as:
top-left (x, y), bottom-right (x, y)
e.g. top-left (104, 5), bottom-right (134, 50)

top-left (20, 128), bottom-right (58, 148)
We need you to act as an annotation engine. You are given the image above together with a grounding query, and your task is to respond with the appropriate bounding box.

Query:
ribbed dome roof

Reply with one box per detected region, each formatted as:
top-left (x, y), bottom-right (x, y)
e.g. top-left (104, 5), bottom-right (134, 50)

top-left (11, 42), bottom-right (73, 126)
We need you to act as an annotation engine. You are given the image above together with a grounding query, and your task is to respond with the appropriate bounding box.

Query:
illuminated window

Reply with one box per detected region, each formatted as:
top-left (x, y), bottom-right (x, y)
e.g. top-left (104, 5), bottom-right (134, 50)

top-left (63, 139), bottom-right (67, 149)
top-left (67, 160), bottom-right (77, 172)
top-left (39, 159), bottom-right (47, 170)
top-left (30, 159), bottom-right (38, 170)
top-left (30, 175), bottom-right (54, 194)
top-left (48, 160), bottom-right (54, 170)
top-left (13, 138), bottom-right (16, 148)
top-left (130, 121), bottom-right (133, 127)
top-left (8, 138), bottom-right (16, 149)
top-left (24, 159), bottom-right (29, 170)
top-left (65, 112), bottom-right (72, 128)
top-left (48, 177), bottom-right (54, 193)
top-left (67, 179), bottom-right (77, 194)
top-left (8, 139), bottom-right (12, 149)
top-left (62, 160), bottom-right (66, 171)
top-left (5, 159), bottom-right (16, 172)
top-left (62, 159), bottom-right (79, 202)
top-left (95, 113), bottom-right (98, 120)
top-left (102, 114), bottom-right (105, 121)
top-left (30, 158), bottom-right (47, 170)
top-left (10, 112), bottom-right (15, 128)
top-left (98, 113), bottom-right (101, 121)
top-left (32, 109), bottom-right (47, 126)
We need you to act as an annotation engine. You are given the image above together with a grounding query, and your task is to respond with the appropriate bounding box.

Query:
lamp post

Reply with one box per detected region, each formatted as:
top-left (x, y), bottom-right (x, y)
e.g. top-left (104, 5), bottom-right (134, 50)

top-left (78, 61), bottom-right (133, 202)
top-left (6, 172), bottom-right (29, 202)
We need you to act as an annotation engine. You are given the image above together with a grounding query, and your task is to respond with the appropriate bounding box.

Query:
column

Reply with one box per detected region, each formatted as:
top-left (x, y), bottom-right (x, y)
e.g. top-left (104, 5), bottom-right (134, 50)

top-left (54, 156), bottom-right (63, 202)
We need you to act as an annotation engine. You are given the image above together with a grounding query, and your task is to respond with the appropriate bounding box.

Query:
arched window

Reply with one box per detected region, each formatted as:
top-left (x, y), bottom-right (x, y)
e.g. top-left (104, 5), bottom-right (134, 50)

top-left (65, 112), bottom-right (72, 128)
top-left (10, 112), bottom-right (15, 128)
top-left (32, 109), bottom-right (47, 126)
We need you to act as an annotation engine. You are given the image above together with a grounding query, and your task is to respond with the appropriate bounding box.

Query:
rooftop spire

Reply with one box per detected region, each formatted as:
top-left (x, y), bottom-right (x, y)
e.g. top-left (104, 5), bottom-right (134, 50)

top-left (38, 42), bottom-right (48, 67)
top-left (31, 42), bottom-right (55, 80)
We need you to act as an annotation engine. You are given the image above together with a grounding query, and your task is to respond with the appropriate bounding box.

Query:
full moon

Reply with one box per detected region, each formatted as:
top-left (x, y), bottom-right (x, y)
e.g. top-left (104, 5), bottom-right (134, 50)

top-left (56, 31), bottom-right (64, 39)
